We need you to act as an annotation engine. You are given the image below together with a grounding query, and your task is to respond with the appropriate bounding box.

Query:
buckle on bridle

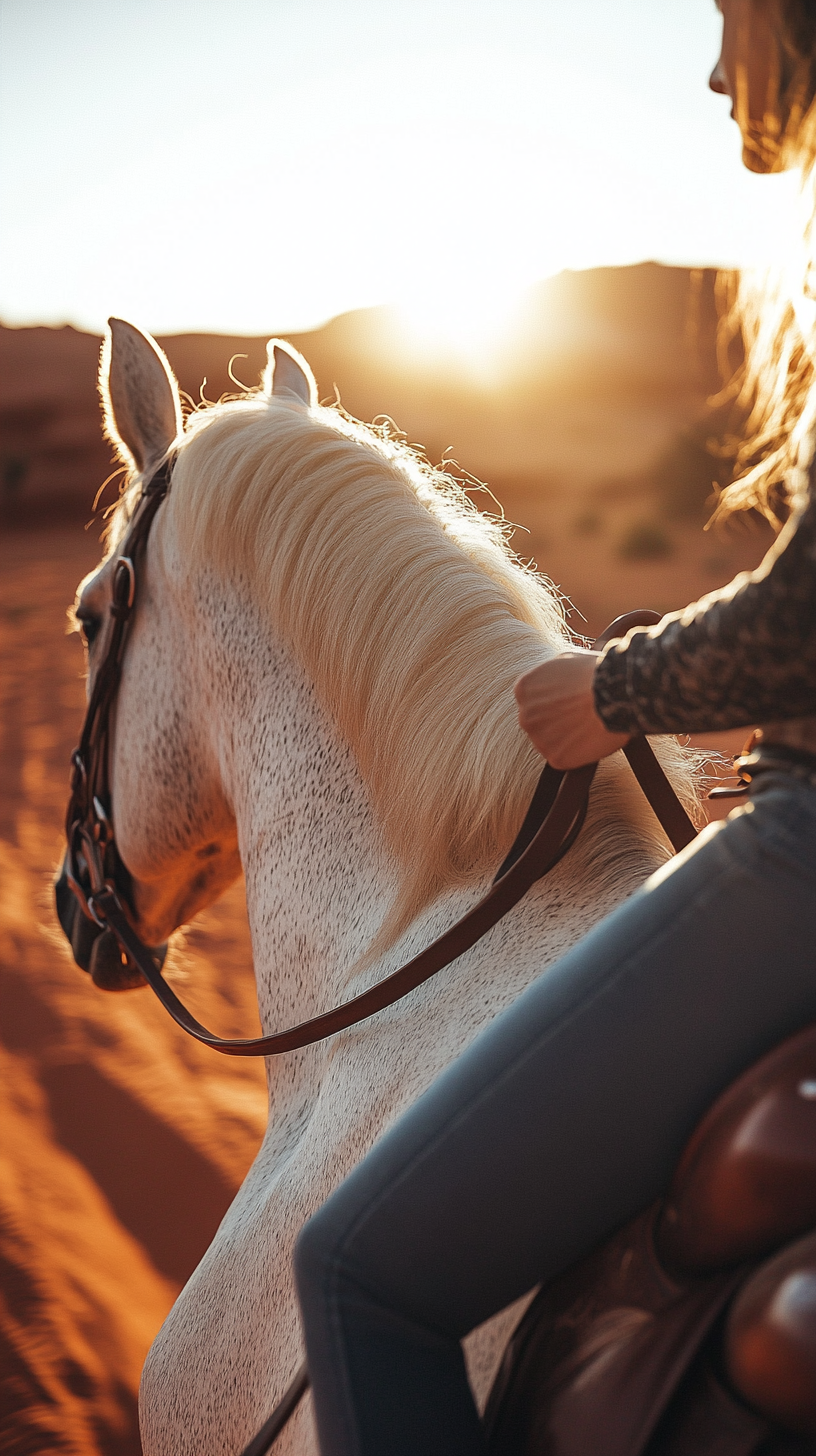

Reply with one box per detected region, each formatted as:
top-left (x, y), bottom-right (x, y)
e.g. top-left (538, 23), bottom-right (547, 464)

top-left (92, 795), bottom-right (112, 845)
top-left (707, 765), bottom-right (753, 800)
top-left (86, 889), bottom-right (114, 930)
top-left (64, 865), bottom-right (94, 922)
top-left (707, 731), bottom-right (758, 801)
top-left (66, 819), bottom-right (118, 932)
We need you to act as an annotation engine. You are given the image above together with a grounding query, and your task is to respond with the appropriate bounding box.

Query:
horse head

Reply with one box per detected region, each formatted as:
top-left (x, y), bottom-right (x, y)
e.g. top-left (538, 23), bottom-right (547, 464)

top-left (55, 319), bottom-right (316, 989)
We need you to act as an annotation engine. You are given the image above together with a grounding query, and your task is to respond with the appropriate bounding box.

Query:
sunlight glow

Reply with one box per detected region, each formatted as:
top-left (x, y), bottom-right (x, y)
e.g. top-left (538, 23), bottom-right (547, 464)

top-left (0, 0), bottom-right (803, 336)
top-left (394, 279), bottom-right (527, 373)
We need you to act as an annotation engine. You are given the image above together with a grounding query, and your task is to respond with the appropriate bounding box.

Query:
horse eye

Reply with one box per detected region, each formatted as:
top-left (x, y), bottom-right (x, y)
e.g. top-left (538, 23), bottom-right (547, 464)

top-left (77, 613), bottom-right (101, 648)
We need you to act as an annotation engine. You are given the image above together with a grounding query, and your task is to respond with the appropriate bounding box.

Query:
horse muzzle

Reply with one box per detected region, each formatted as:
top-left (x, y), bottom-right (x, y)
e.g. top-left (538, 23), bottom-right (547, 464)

top-left (55, 855), bottom-right (167, 992)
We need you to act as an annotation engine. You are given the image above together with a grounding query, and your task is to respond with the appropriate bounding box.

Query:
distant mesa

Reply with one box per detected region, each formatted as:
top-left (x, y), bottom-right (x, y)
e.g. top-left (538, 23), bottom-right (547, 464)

top-left (0, 263), bottom-right (723, 527)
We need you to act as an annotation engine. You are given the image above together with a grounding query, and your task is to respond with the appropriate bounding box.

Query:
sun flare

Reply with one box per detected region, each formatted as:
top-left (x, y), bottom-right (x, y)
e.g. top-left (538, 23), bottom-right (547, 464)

top-left (394, 279), bottom-right (525, 374)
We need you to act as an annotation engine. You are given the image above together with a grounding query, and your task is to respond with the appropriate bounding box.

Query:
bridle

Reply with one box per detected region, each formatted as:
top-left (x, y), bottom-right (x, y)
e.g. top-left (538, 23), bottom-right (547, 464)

top-left (56, 457), bottom-right (703, 1453)
top-left (60, 459), bottom-right (173, 989)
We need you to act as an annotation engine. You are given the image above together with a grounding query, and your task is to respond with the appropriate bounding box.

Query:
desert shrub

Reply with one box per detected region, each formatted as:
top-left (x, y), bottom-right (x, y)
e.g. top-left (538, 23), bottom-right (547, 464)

top-left (618, 519), bottom-right (673, 560)
top-left (573, 510), bottom-right (603, 536)
top-left (653, 433), bottom-right (719, 521)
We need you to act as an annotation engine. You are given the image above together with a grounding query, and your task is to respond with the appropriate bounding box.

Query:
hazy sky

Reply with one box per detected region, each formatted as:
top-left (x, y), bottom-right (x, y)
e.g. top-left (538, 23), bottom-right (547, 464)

top-left (0, 0), bottom-right (803, 340)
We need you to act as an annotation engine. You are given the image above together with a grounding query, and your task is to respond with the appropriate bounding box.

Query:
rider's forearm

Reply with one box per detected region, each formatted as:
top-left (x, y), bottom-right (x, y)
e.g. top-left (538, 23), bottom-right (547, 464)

top-left (593, 488), bottom-right (816, 735)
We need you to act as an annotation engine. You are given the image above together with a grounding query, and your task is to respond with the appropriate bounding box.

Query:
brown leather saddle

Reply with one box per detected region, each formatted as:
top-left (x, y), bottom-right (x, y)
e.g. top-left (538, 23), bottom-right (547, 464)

top-left (484, 1020), bottom-right (816, 1455)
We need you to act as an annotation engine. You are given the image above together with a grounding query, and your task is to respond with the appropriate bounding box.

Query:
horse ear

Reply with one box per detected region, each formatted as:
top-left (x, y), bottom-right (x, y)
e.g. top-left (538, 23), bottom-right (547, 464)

top-left (262, 339), bottom-right (317, 408)
top-left (100, 318), bottom-right (183, 475)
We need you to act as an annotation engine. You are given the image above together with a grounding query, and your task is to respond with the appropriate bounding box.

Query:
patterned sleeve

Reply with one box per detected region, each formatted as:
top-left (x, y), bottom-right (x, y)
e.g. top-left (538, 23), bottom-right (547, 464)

top-left (592, 490), bottom-right (816, 735)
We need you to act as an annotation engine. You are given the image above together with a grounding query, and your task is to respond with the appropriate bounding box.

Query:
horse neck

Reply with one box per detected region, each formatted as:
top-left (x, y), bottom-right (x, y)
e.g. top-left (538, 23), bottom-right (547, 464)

top-left (209, 589), bottom-right (399, 1082)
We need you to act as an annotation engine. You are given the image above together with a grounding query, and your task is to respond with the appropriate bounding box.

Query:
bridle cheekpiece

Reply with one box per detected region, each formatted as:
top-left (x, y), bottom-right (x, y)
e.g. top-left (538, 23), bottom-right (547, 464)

top-left (60, 459), bottom-right (173, 988)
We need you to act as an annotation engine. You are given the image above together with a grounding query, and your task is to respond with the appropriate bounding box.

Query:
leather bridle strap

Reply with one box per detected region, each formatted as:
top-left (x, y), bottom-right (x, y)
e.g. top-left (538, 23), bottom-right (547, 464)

top-left (240, 1363), bottom-right (311, 1456)
top-left (64, 461), bottom-right (172, 921)
top-left (624, 736), bottom-right (699, 851)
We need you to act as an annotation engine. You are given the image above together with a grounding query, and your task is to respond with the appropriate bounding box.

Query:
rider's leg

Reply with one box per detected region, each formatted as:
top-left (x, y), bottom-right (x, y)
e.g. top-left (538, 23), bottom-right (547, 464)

top-left (295, 775), bottom-right (816, 1456)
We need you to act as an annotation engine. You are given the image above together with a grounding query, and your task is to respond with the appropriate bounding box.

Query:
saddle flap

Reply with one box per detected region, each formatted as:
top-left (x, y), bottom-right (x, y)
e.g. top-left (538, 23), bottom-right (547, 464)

top-left (485, 1208), bottom-right (740, 1456)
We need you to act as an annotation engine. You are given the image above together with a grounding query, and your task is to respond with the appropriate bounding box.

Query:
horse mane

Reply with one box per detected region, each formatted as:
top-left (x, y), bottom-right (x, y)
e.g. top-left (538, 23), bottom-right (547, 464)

top-left (110, 393), bottom-right (696, 946)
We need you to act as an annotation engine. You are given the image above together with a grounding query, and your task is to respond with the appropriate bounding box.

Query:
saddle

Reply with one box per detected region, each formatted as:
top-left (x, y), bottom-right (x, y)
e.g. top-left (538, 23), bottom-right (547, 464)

top-left (484, 1020), bottom-right (816, 1456)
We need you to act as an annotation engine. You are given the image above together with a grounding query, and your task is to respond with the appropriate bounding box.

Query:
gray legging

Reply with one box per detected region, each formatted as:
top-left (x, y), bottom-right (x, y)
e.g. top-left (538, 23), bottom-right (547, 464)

top-left (294, 772), bottom-right (816, 1456)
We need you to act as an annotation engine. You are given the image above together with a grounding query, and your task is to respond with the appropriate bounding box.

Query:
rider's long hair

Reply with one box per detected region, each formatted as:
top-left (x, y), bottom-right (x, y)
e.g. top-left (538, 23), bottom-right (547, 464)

top-left (717, 0), bottom-right (816, 524)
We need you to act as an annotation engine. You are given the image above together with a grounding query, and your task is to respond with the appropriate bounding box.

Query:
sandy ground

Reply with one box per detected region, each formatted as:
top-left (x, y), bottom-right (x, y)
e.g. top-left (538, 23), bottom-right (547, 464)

top-left (0, 489), bottom-right (768, 1452)
top-left (0, 526), bottom-right (266, 1455)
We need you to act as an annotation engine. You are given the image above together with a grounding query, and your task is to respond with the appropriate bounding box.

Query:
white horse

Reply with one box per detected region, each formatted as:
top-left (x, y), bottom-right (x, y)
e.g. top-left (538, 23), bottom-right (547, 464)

top-left (74, 318), bottom-right (700, 1456)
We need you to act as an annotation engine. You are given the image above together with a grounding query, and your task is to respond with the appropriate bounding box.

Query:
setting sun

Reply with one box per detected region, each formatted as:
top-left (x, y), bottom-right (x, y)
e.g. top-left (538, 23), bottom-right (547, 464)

top-left (394, 280), bottom-right (525, 373)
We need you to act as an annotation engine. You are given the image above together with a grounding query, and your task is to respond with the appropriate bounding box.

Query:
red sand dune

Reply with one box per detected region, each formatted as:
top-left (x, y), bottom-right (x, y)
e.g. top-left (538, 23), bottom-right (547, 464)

top-left (0, 530), bottom-right (267, 1453)
top-left (0, 266), bottom-right (769, 1452)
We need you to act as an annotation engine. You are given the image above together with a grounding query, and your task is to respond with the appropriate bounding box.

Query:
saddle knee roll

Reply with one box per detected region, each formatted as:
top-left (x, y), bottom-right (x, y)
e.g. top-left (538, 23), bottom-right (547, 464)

top-left (655, 1022), bottom-right (816, 1274)
top-left (725, 1230), bottom-right (816, 1439)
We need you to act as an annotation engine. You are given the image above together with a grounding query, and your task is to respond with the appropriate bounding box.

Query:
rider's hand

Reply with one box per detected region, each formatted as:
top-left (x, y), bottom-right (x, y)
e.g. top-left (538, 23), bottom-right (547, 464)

top-left (514, 651), bottom-right (630, 769)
